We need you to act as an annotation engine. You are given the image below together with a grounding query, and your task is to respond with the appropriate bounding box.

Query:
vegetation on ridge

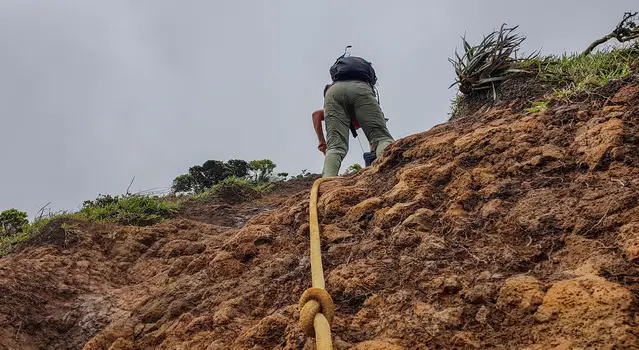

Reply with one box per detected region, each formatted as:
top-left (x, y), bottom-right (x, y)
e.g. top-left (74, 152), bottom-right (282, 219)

top-left (448, 11), bottom-right (639, 118)
top-left (0, 157), bottom-right (304, 256)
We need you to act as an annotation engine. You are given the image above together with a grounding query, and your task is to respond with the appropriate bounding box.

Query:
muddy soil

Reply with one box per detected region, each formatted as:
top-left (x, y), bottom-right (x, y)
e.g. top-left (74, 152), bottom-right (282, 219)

top-left (1, 84), bottom-right (638, 349)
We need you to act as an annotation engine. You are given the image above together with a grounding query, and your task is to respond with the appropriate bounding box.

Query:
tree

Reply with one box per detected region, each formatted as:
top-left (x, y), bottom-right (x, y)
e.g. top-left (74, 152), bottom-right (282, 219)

top-left (248, 159), bottom-right (277, 182)
top-left (583, 12), bottom-right (639, 56)
top-left (171, 174), bottom-right (194, 193)
top-left (0, 209), bottom-right (28, 237)
top-left (293, 169), bottom-right (311, 179)
top-left (188, 165), bottom-right (210, 192)
top-left (226, 159), bottom-right (249, 179)
top-left (175, 159), bottom-right (276, 193)
top-left (202, 160), bottom-right (231, 184)
top-left (188, 160), bottom-right (229, 192)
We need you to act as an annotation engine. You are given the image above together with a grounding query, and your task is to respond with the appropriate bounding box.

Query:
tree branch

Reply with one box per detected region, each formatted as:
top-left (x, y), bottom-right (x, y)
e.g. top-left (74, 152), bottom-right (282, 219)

top-left (582, 11), bottom-right (639, 56)
top-left (582, 34), bottom-right (616, 56)
top-left (126, 176), bottom-right (136, 196)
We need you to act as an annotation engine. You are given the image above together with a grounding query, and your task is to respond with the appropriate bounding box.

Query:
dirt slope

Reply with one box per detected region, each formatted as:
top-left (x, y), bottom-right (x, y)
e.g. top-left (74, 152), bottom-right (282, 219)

top-left (1, 84), bottom-right (639, 349)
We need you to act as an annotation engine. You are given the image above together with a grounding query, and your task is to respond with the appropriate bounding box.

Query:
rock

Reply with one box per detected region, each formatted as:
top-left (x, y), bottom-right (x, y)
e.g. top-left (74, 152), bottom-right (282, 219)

top-left (442, 276), bottom-right (463, 294)
top-left (345, 197), bottom-right (384, 221)
top-left (414, 234), bottom-right (447, 260)
top-left (213, 297), bottom-right (242, 325)
top-left (475, 305), bottom-right (489, 324)
top-left (462, 283), bottom-right (498, 304)
top-left (451, 332), bottom-right (481, 349)
top-left (606, 111), bottom-right (625, 119)
top-left (496, 275), bottom-right (544, 313)
top-left (319, 185), bottom-right (370, 215)
top-left (159, 240), bottom-right (206, 258)
top-left (572, 118), bottom-right (624, 169)
top-left (373, 201), bottom-right (421, 228)
top-left (577, 110), bottom-right (590, 118)
top-left (602, 105), bottom-right (625, 112)
top-left (434, 306), bottom-right (464, 327)
top-left (390, 228), bottom-right (422, 248)
top-left (480, 199), bottom-right (502, 218)
top-left (532, 276), bottom-right (636, 347)
top-left (107, 338), bottom-right (135, 350)
top-left (322, 224), bottom-right (353, 243)
top-left (401, 208), bottom-right (436, 230)
top-left (611, 84), bottom-right (639, 104)
top-left (213, 251), bottom-right (233, 262)
top-left (353, 340), bottom-right (406, 350)
top-left (523, 339), bottom-right (573, 350)
top-left (471, 167), bottom-right (496, 185)
top-left (539, 144), bottom-right (565, 160)
top-left (444, 203), bottom-right (466, 218)
top-left (618, 223), bottom-right (639, 261)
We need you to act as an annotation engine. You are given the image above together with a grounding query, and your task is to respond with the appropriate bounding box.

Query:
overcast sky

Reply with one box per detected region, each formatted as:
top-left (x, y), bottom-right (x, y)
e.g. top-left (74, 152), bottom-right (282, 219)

top-left (1, 0), bottom-right (636, 217)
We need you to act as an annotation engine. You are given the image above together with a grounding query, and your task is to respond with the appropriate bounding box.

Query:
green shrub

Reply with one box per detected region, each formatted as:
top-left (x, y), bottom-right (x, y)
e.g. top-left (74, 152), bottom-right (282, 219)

top-left (77, 194), bottom-right (177, 226)
top-left (0, 209), bottom-right (28, 237)
top-left (208, 177), bottom-right (263, 204)
top-left (0, 212), bottom-right (73, 256)
top-left (192, 177), bottom-right (274, 204)
top-left (343, 163), bottom-right (362, 175)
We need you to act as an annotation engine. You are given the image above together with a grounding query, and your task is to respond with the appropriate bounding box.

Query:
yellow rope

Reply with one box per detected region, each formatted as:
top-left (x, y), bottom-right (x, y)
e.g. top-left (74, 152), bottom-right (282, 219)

top-left (299, 177), bottom-right (335, 350)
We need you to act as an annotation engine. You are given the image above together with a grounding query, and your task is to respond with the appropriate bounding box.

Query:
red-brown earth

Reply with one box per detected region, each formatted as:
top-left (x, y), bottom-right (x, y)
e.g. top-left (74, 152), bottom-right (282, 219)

top-left (1, 83), bottom-right (638, 349)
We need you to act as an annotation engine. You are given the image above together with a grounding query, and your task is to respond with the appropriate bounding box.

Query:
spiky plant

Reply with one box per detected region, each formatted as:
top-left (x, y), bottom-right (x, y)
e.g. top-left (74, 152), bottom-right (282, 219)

top-left (450, 24), bottom-right (530, 96)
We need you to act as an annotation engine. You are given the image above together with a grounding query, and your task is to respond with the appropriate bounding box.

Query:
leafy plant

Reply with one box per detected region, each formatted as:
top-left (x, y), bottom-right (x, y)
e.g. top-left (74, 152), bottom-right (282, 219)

top-left (449, 24), bottom-right (532, 96)
top-left (0, 209), bottom-right (28, 237)
top-left (344, 163), bottom-right (362, 175)
top-left (524, 101), bottom-right (549, 114)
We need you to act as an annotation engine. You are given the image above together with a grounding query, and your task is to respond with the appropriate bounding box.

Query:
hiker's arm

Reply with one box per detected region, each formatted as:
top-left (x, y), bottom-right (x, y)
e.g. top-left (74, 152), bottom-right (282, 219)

top-left (312, 109), bottom-right (327, 154)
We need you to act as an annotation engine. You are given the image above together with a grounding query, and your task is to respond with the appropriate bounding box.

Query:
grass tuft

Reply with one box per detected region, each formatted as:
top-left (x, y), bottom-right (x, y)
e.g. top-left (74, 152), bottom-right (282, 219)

top-left (518, 46), bottom-right (639, 99)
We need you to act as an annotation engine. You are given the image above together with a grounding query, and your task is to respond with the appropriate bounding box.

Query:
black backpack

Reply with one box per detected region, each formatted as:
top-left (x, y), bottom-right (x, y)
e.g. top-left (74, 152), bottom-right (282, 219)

top-left (330, 56), bottom-right (377, 86)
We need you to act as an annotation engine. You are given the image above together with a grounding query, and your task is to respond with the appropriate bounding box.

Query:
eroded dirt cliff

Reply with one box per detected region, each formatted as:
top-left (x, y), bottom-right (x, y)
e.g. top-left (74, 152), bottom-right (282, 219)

top-left (1, 83), bottom-right (638, 349)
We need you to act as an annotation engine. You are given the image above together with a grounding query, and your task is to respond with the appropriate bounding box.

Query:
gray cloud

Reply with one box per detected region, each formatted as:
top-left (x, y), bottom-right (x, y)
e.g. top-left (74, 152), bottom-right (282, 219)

top-left (1, 0), bottom-right (636, 216)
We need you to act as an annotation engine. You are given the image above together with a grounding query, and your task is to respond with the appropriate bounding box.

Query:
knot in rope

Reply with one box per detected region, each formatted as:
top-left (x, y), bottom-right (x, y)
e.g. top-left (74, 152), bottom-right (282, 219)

top-left (299, 287), bottom-right (335, 337)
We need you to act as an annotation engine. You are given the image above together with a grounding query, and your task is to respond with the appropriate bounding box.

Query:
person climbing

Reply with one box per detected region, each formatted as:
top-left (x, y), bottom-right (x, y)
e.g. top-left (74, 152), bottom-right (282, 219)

top-left (312, 51), bottom-right (394, 177)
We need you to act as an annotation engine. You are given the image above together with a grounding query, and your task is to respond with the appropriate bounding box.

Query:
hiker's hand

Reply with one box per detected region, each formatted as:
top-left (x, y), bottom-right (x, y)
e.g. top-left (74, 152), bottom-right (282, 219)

top-left (318, 142), bottom-right (327, 154)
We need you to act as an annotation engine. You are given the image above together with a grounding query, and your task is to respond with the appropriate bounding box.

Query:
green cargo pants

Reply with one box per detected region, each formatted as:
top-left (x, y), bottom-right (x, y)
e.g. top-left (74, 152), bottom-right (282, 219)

top-left (323, 81), bottom-right (394, 177)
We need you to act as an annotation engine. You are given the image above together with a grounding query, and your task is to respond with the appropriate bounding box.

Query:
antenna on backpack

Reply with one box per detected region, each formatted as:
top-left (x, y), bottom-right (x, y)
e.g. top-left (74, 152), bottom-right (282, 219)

top-left (343, 45), bottom-right (352, 58)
